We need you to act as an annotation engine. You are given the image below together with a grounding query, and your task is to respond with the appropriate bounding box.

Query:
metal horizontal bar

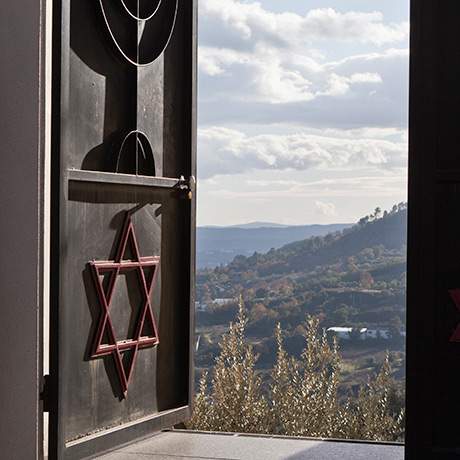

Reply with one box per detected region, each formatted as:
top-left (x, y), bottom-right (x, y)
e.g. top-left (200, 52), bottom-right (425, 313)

top-left (90, 257), bottom-right (160, 270)
top-left (67, 168), bottom-right (182, 189)
top-left (96, 337), bottom-right (160, 354)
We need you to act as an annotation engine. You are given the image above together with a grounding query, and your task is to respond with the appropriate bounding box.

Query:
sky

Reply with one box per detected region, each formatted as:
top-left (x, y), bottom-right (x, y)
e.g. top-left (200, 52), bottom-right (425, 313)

top-left (196, 0), bottom-right (409, 226)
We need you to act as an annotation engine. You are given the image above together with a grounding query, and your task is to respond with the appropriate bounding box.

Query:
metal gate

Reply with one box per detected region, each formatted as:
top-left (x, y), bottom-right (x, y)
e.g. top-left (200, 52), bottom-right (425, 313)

top-left (48, 1), bottom-right (196, 457)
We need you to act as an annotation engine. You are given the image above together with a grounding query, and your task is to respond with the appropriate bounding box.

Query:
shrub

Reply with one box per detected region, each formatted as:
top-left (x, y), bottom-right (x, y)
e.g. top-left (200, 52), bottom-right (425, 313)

top-left (188, 298), bottom-right (404, 442)
top-left (189, 297), bottom-right (269, 433)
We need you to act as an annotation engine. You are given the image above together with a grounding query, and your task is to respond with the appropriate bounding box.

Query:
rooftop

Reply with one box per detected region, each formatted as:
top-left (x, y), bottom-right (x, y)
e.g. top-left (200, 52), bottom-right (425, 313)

top-left (97, 430), bottom-right (404, 460)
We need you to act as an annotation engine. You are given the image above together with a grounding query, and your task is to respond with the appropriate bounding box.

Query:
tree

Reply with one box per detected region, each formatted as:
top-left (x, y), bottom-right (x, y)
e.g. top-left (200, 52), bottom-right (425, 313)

top-left (255, 287), bottom-right (268, 298)
top-left (388, 315), bottom-right (403, 340)
top-left (187, 371), bottom-right (213, 431)
top-left (270, 317), bottom-right (349, 438)
top-left (189, 309), bottom-right (405, 442)
top-left (270, 323), bottom-right (297, 435)
top-left (360, 271), bottom-right (374, 289)
top-left (188, 297), bottom-right (269, 433)
top-left (359, 216), bottom-right (370, 226)
top-left (250, 302), bottom-right (274, 322)
top-left (330, 305), bottom-right (350, 325)
top-left (345, 354), bottom-right (405, 441)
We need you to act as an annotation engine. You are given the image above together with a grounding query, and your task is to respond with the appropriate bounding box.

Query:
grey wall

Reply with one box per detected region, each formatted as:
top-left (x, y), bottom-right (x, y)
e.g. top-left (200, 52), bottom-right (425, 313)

top-left (0, 0), bottom-right (46, 458)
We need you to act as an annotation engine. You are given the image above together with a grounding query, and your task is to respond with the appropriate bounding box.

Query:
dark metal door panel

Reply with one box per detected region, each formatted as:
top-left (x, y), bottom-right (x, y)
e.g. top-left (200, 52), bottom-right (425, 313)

top-left (406, 1), bottom-right (460, 458)
top-left (49, 1), bottom-right (196, 458)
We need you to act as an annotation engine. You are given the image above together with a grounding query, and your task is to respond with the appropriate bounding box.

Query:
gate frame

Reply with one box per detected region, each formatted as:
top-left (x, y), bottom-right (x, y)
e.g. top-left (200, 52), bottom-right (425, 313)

top-left (0, 0), bottom-right (47, 458)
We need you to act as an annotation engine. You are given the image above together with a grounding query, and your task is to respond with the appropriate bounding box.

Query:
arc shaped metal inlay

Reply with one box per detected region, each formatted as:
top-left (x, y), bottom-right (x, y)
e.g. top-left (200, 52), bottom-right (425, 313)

top-left (120, 0), bottom-right (163, 21)
top-left (99, 0), bottom-right (178, 66)
top-left (115, 130), bottom-right (156, 176)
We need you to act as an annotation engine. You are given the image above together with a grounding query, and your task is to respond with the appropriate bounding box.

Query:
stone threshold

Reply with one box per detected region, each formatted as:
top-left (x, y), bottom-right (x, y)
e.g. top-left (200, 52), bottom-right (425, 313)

top-left (97, 429), bottom-right (404, 460)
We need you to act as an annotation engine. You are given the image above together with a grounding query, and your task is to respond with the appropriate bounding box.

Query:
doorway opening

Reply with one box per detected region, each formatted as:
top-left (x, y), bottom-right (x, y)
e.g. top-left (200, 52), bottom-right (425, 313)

top-left (191, 0), bottom-right (409, 443)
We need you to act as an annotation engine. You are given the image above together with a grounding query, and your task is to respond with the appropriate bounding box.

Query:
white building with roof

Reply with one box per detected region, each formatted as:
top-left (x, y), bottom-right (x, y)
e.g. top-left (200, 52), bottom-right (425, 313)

top-left (327, 327), bottom-right (397, 341)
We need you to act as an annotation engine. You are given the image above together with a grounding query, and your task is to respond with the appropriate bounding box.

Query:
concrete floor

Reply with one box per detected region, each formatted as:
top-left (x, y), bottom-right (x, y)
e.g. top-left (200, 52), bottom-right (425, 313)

top-left (97, 431), bottom-right (404, 460)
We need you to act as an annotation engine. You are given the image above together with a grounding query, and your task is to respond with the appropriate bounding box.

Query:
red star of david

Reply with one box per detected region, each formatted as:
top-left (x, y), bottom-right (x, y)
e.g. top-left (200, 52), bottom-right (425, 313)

top-left (90, 213), bottom-right (160, 397)
top-left (448, 289), bottom-right (460, 342)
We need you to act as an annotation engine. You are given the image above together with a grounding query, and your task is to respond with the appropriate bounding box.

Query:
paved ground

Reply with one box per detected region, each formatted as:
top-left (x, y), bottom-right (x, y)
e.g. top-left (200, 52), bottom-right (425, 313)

top-left (97, 430), bottom-right (404, 460)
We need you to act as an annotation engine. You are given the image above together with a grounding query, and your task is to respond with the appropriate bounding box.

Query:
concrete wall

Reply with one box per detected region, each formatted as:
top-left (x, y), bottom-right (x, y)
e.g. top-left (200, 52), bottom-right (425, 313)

top-left (0, 0), bottom-right (46, 458)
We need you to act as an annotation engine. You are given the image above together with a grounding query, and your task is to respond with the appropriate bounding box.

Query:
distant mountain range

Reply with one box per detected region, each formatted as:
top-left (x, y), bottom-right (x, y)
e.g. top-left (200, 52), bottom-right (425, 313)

top-left (223, 207), bottom-right (407, 276)
top-left (196, 206), bottom-right (408, 384)
top-left (197, 222), bottom-right (352, 268)
top-left (228, 222), bottom-right (290, 229)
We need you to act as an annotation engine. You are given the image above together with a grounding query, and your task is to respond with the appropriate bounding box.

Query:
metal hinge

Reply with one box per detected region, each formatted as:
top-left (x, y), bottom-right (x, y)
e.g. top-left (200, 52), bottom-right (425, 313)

top-left (40, 374), bottom-right (52, 413)
top-left (177, 175), bottom-right (196, 200)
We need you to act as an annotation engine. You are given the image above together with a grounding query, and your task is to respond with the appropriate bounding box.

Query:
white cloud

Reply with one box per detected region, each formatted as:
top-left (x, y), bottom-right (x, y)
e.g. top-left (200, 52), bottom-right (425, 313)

top-left (198, 0), bottom-right (408, 110)
top-left (349, 72), bottom-right (383, 84)
top-left (199, 47), bottom-right (249, 77)
top-left (243, 174), bottom-right (407, 196)
top-left (319, 72), bottom-right (382, 97)
top-left (196, 0), bottom-right (409, 225)
top-left (199, 45), bottom-right (317, 103)
top-left (200, 1), bottom-right (408, 49)
top-left (201, 173), bottom-right (407, 200)
top-left (197, 170), bottom-right (408, 226)
top-left (327, 48), bottom-right (409, 68)
top-left (199, 47), bottom-right (408, 128)
top-left (315, 200), bottom-right (337, 216)
top-left (198, 126), bottom-right (407, 178)
top-left (199, 46), bottom-right (387, 105)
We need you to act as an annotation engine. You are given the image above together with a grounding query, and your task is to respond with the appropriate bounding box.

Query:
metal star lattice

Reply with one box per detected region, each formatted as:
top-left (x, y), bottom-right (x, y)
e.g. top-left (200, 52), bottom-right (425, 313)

top-left (90, 213), bottom-right (160, 397)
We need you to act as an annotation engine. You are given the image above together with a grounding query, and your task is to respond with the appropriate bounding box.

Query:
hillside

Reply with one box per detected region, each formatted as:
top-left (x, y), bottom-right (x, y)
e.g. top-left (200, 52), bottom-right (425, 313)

top-left (197, 223), bottom-right (352, 268)
top-left (224, 206), bottom-right (406, 275)
top-left (195, 204), bottom-right (407, 391)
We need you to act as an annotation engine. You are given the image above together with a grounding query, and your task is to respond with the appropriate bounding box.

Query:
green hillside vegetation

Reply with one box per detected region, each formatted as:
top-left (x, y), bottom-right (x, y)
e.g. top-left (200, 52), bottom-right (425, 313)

top-left (195, 203), bottom-right (407, 393)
